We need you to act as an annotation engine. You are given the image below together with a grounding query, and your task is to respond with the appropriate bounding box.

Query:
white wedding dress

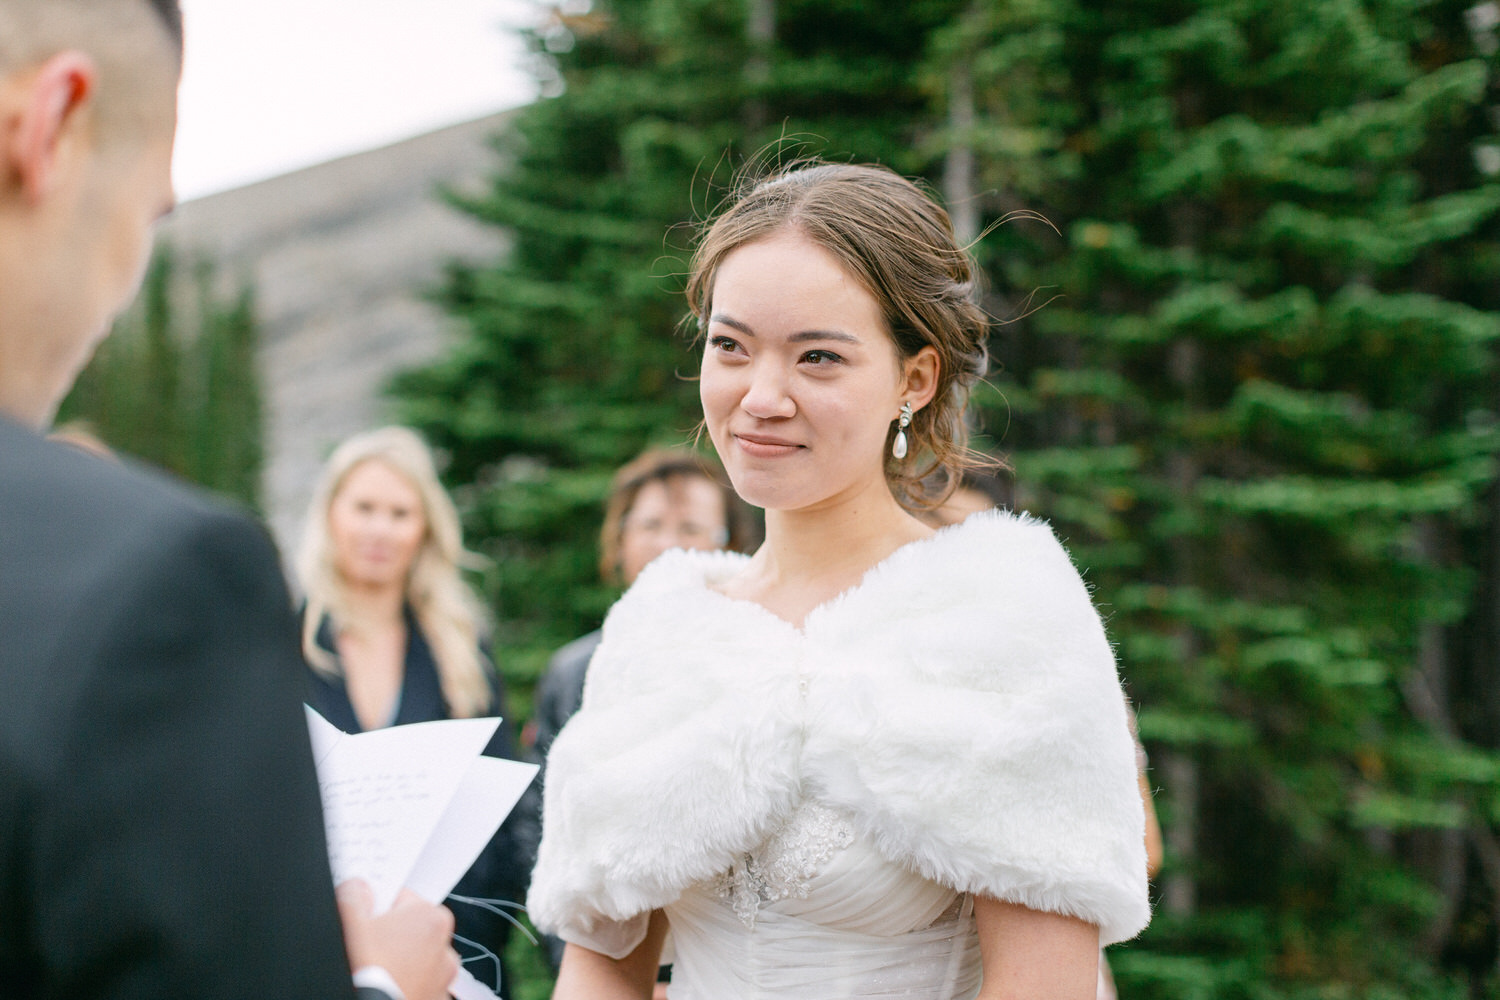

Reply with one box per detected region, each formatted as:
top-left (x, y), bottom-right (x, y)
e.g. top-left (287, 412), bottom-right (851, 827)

top-left (662, 799), bottom-right (982, 1000)
top-left (530, 513), bottom-right (1151, 1000)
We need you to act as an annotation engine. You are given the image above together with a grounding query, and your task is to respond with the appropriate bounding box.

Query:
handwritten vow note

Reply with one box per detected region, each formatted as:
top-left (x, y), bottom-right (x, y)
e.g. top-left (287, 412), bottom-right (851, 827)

top-left (305, 708), bottom-right (540, 1000)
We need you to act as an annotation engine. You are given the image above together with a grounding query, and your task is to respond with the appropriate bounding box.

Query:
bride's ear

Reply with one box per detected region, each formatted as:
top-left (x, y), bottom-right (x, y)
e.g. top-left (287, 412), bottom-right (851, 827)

top-left (900, 346), bottom-right (940, 413)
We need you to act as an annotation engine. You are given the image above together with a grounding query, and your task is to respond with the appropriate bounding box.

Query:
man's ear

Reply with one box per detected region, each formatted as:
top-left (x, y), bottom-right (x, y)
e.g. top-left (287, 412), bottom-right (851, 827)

top-left (3, 52), bottom-right (97, 204)
top-left (901, 345), bottom-right (942, 414)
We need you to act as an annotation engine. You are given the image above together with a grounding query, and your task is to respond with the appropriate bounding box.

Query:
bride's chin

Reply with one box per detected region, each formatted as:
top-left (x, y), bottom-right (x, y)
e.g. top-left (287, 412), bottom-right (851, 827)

top-left (724, 476), bottom-right (794, 513)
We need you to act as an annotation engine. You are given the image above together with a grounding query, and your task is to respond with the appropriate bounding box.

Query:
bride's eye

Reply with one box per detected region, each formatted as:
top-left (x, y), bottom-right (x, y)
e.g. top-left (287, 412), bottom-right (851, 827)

top-left (802, 350), bottom-right (843, 366)
top-left (709, 335), bottom-right (744, 355)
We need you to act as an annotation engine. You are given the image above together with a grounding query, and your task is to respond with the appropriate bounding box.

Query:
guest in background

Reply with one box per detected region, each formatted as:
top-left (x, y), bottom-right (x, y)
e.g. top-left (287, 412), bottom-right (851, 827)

top-left (297, 425), bottom-right (532, 998)
top-left (525, 448), bottom-right (755, 985)
top-left (528, 448), bottom-right (756, 764)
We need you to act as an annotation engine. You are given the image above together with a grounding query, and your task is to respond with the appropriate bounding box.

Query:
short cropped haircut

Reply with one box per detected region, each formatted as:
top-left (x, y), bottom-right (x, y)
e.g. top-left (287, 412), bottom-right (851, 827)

top-left (0, 0), bottom-right (182, 146)
top-left (145, 0), bottom-right (184, 50)
top-left (0, 0), bottom-right (182, 60)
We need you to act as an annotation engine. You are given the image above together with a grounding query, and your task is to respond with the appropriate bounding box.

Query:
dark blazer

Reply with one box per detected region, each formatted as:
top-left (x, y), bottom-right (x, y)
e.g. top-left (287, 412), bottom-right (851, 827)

top-left (523, 628), bottom-right (602, 972)
top-left (530, 629), bottom-right (602, 764)
top-left (0, 416), bottom-right (375, 1000)
top-left (304, 614), bottom-right (537, 999)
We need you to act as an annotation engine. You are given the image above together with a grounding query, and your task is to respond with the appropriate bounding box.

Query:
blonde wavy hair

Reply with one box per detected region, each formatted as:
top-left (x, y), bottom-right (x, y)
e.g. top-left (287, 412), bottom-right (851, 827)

top-left (297, 426), bottom-right (492, 719)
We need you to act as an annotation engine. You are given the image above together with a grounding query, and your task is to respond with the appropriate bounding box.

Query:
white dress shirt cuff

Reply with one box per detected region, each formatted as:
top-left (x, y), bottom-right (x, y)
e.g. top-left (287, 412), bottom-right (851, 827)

top-left (353, 965), bottom-right (405, 1000)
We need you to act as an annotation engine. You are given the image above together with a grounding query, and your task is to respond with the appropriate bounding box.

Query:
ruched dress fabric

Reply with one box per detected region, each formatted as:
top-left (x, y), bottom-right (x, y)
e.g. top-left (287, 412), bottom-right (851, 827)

top-left (663, 800), bottom-right (982, 1000)
top-left (529, 510), bottom-right (1152, 999)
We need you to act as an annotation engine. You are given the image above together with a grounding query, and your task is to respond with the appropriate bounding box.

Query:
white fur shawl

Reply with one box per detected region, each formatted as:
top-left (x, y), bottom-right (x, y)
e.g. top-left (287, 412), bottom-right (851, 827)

top-left (529, 510), bottom-right (1151, 949)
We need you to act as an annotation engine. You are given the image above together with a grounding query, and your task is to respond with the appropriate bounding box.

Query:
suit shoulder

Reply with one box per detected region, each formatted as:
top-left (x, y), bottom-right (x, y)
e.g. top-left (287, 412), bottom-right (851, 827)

top-left (0, 422), bottom-right (285, 690)
top-left (0, 425), bottom-right (290, 798)
top-left (0, 420), bottom-right (265, 561)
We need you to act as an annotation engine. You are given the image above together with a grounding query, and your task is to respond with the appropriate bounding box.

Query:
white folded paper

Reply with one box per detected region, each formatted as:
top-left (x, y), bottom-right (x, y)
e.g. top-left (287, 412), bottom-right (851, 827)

top-left (306, 707), bottom-right (540, 1000)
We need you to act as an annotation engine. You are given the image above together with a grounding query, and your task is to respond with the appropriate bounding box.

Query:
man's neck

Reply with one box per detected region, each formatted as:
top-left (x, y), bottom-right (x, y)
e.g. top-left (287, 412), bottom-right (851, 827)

top-left (0, 324), bottom-right (69, 429)
top-left (0, 387), bottom-right (54, 430)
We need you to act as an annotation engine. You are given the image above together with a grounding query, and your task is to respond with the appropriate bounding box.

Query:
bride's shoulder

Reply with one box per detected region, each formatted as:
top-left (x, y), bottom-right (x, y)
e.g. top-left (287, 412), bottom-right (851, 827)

top-left (599, 548), bottom-right (755, 634)
top-left (932, 505), bottom-right (1061, 546)
top-left (835, 507), bottom-right (1106, 660)
top-left (624, 546), bottom-right (752, 599)
top-left (894, 507), bottom-right (1081, 590)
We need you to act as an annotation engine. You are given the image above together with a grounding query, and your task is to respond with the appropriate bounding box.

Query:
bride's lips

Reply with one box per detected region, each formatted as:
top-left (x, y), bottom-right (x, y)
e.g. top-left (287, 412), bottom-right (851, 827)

top-left (734, 432), bottom-right (803, 458)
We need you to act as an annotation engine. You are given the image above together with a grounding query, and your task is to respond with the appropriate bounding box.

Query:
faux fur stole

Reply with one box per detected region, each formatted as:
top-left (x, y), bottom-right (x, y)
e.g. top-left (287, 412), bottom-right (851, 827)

top-left (529, 510), bottom-right (1151, 946)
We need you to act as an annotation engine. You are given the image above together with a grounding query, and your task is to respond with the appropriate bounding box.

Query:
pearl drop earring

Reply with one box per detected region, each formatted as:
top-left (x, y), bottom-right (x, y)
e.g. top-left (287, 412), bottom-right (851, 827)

top-left (892, 402), bottom-right (913, 459)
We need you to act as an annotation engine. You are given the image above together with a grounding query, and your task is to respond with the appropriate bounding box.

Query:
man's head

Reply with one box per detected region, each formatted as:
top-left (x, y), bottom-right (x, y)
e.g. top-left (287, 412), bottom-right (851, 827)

top-left (0, 0), bottom-right (183, 428)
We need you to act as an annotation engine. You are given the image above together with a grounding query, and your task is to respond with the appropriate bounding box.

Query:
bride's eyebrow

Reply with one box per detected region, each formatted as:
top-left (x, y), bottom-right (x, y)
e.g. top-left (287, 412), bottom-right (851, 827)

top-left (709, 314), bottom-right (860, 344)
top-left (789, 330), bottom-right (859, 344)
top-left (709, 313), bottom-right (754, 335)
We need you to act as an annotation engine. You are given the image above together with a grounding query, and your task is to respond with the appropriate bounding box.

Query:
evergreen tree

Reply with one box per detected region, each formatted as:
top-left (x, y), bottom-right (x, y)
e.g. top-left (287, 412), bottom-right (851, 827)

top-left (393, 0), bottom-right (969, 707)
top-left (188, 271), bottom-right (264, 507)
top-left (136, 247), bottom-right (184, 471)
top-left (398, 0), bottom-right (1500, 995)
top-left (59, 244), bottom-right (266, 512)
top-left (942, 1), bottom-right (1500, 993)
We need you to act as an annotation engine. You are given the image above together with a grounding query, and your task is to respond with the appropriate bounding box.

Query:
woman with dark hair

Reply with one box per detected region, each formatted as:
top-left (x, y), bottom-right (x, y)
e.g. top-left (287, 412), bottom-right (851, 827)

top-left (528, 163), bottom-right (1150, 999)
top-left (530, 448), bottom-right (755, 766)
top-left (525, 448), bottom-right (753, 989)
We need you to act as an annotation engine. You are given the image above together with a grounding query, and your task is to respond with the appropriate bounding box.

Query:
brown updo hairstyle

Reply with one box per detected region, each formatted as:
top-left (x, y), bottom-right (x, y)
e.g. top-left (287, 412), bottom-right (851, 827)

top-left (684, 160), bottom-right (992, 509)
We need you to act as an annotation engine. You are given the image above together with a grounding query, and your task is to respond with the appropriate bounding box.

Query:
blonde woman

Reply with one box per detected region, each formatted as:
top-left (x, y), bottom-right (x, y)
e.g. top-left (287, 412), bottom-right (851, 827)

top-left (297, 425), bottom-right (529, 999)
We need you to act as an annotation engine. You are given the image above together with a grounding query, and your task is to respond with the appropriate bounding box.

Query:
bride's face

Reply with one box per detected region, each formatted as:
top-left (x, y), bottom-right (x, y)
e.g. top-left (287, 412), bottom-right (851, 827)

top-left (699, 230), bottom-right (916, 513)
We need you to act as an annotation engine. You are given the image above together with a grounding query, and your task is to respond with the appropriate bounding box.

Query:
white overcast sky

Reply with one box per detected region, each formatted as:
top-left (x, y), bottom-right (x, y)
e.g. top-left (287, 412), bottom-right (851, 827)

top-left (173, 0), bottom-right (539, 202)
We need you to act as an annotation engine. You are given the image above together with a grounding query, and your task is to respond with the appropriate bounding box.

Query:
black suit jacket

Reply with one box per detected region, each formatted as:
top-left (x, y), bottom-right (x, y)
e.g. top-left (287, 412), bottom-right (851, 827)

top-left (0, 417), bottom-right (377, 1000)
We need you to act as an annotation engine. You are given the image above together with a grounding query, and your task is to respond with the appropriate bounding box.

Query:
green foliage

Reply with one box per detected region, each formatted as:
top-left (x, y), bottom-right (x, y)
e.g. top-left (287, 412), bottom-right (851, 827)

top-left (502, 916), bottom-right (554, 1000)
top-left (58, 244), bottom-right (265, 511)
top-left (393, 0), bottom-right (966, 694)
top-left (965, 0), bottom-right (1500, 991)
top-left (400, 0), bottom-right (1500, 995)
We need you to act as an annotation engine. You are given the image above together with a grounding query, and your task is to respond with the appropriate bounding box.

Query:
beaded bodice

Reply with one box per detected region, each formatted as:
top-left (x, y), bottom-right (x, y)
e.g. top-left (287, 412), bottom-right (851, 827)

top-left (713, 801), bottom-right (857, 926)
top-left (664, 797), bottom-right (982, 1000)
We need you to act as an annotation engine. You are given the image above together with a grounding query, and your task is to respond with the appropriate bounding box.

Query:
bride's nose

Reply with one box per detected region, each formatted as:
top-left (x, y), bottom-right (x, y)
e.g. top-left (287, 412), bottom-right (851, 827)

top-left (739, 362), bottom-right (796, 420)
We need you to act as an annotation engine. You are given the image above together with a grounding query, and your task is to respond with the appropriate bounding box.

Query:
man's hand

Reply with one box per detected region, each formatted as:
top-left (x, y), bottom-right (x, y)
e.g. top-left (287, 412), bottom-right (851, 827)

top-left (338, 879), bottom-right (459, 1000)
